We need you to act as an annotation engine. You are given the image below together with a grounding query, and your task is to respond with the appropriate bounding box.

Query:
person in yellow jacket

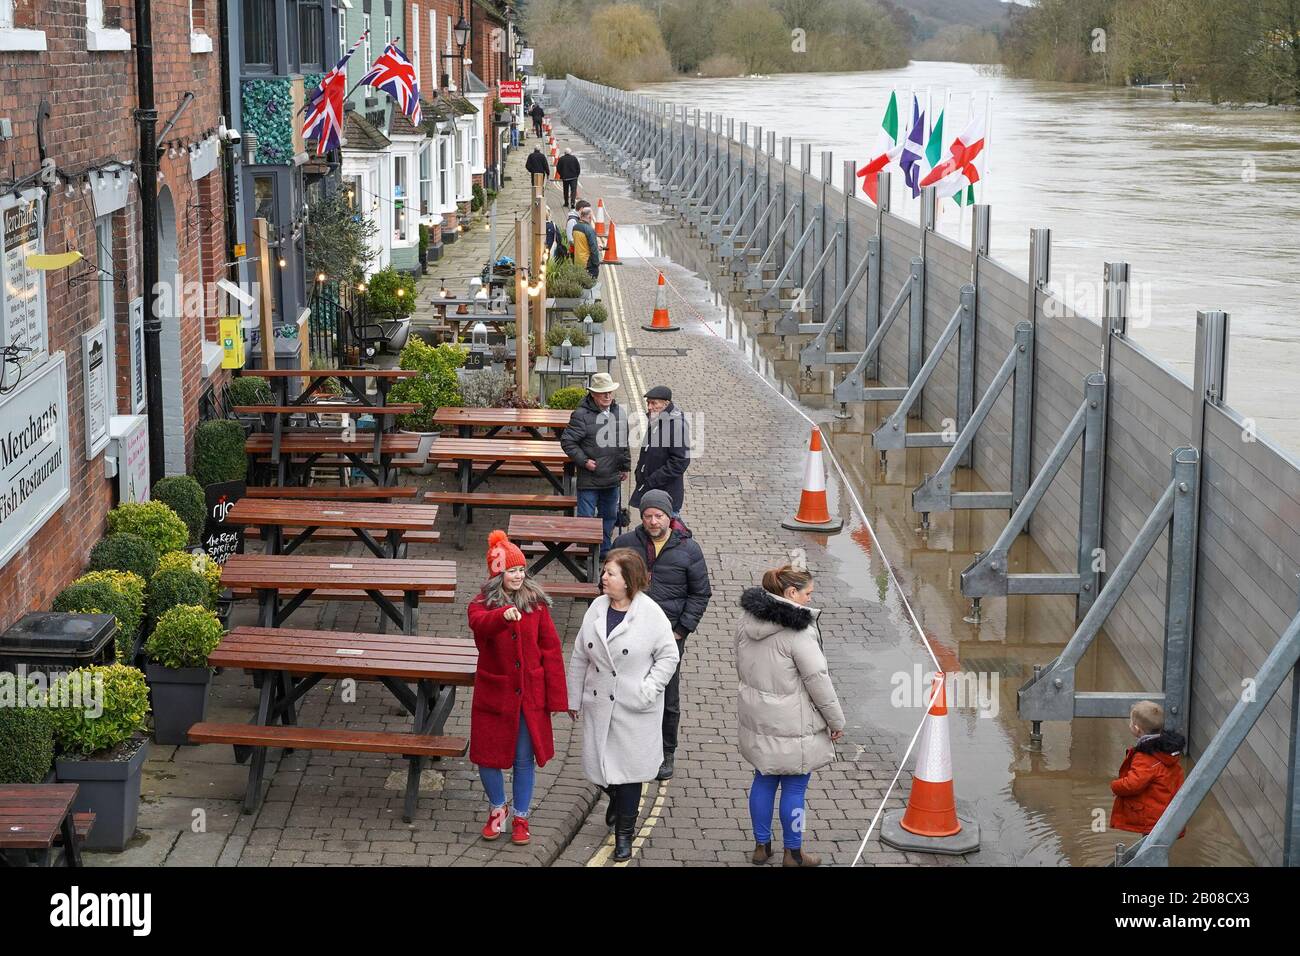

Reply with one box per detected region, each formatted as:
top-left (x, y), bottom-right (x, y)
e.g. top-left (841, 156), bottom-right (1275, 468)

top-left (571, 206), bottom-right (601, 280)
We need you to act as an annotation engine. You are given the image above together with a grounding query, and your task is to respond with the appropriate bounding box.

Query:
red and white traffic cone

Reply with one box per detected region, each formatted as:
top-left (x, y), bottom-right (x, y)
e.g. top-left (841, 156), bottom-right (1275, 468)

top-left (601, 220), bottom-right (623, 265)
top-left (642, 271), bottom-right (680, 332)
top-left (879, 672), bottom-right (980, 855)
top-left (780, 427), bottom-right (843, 532)
top-left (594, 199), bottom-right (607, 237)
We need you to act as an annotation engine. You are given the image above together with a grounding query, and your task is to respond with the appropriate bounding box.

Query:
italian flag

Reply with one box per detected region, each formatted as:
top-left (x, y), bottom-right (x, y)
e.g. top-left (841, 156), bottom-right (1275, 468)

top-left (924, 107), bottom-right (945, 175)
top-left (856, 92), bottom-right (900, 206)
top-left (919, 112), bottom-right (986, 203)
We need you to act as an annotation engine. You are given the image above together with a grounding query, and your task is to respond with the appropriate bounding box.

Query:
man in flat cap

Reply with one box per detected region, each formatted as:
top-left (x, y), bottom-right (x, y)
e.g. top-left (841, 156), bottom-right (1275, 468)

top-left (630, 385), bottom-right (690, 515)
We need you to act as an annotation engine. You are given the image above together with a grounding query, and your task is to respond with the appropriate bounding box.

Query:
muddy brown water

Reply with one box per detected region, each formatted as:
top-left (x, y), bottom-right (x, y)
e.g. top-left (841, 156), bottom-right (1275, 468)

top-left (614, 219), bottom-right (1254, 866)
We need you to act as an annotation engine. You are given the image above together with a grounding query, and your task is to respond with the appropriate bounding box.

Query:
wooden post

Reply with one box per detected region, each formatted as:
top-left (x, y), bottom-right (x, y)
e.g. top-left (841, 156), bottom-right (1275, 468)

top-left (531, 173), bottom-right (546, 354)
top-left (253, 217), bottom-right (277, 371)
top-left (515, 218), bottom-right (529, 396)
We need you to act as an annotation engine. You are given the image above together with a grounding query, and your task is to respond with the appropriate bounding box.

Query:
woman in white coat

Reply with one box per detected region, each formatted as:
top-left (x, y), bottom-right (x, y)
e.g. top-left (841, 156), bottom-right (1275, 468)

top-left (737, 564), bottom-right (845, 867)
top-left (567, 548), bottom-right (679, 861)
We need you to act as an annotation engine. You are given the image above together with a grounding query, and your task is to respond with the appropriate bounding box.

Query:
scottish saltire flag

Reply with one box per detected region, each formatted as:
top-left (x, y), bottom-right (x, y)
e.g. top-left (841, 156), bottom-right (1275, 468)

top-left (898, 96), bottom-right (926, 198)
top-left (303, 31), bottom-right (368, 155)
top-left (361, 42), bottom-right (422, 126)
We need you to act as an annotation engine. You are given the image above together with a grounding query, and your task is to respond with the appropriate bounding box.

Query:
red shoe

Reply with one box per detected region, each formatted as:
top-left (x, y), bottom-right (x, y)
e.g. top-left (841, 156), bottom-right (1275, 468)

top-left (481, 805), bottom-right (508, 841)
top-left (511, 816), bottom-right (531, 845)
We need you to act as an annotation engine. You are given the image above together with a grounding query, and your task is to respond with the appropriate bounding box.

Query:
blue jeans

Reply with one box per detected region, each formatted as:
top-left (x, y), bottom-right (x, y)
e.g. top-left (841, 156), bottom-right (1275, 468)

top-left (577, 486), bottom-right (620, 557)
top-left (478, 713), bottom-right (536, 817)
top-left (749, 771), bottom-right (812, 849)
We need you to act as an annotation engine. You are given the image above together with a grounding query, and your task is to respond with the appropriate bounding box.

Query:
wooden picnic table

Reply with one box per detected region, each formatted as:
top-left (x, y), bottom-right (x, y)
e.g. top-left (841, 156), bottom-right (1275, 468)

top-left (220, 554), bottom-right (457, 633)
top-left (434, 406), bottom-right (574, 440)
top-left (508, 514), bottom-right (605, 583)
top-left (240, 367), bottom-right (419, 408)
top-left (425, 437), bottom-right (576, 551)
top-left (245, 485), bottom-right (422, 501)
top-left (0, 784), bottom-right (86, 867)
top-left (224, 499), bottom-right (441, 558)
top-left (194, 626), bottom-right (477, 821)
top-left (245, 431), bottom-right (423, 487)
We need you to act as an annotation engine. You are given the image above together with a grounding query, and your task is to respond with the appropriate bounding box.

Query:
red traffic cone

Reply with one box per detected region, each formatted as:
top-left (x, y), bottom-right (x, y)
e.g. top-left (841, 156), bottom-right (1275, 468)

top-left (642, 272), bottom-right (680, 332)
top-left (594, 199), bottom-right (607, 237)
top-left (780, 427), bottom-right (843, 532)
top-left (601, 220), bottom-right (623, 265)
top-left (879, 672), bottom-right (981, 855)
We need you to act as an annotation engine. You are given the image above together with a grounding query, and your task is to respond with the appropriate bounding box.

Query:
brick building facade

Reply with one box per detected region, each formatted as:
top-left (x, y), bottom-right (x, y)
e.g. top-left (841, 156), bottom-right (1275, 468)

top-left (0, 0), bottom-right (229, 633)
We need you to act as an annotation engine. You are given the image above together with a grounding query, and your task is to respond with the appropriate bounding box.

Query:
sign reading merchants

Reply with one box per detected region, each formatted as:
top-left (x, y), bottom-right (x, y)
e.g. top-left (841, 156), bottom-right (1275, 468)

top-left (0, 352), bottom-right (70, 570)
top-left (0, 189), bottom-right (48, 367)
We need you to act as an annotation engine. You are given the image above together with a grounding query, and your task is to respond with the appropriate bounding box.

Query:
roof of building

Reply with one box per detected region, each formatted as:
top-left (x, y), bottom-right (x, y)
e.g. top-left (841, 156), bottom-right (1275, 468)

top-left (344, 110), bottom-right (391, 151)
top-left (466, 70), bottom-right (489, 95)
top-left (388, 109), bottom-right (425, 138)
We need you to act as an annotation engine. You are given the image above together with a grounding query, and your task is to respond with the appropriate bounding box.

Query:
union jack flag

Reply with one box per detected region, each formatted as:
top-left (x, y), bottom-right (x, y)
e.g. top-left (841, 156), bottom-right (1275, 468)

top-left (303, 31), bottom-right (368, 155)
top-left (361, 42), bottom-right (422, 126)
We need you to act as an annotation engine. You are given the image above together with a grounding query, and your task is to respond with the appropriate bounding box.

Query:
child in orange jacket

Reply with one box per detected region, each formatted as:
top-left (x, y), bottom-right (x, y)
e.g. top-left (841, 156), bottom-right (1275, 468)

top-left (1110, 700), bottom-right (1186, 835)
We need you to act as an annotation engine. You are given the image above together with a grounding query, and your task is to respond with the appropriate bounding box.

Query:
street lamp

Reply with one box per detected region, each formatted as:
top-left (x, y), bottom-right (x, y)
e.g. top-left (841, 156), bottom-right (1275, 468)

top-left (453, 11), bottom-right (470, 93)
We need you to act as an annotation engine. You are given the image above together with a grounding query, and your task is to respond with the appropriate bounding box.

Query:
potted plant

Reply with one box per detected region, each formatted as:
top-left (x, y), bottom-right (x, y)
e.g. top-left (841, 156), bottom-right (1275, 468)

top-left (388, 338), bottom-right (466, 475)
top-left (546, 323), bottom-right (589, 362)
top-left (546, 386), bottom-right (588, 411)
top-left (106, 500), bottom-right (190, 555)
top-left (226, 375), bottom-right (274, 430)
top-left (144, 605), bottom-right (223, 746)
top-left (194, 420), bottom-right (248, 488)
top-left (151, 476), bottom-right (207, 547)
top-left (489, 343), bottom-right (510, 372)
top-left (88, 533), bottom-right (161, 581)
top-left (0, 681), bottom-right (55, 784)
top-left (157, 551), bottom-right (223, 607)
top-left (573, 302), bottom-right (608, 334)
top-left (49, 664), bottom-right (151, 851)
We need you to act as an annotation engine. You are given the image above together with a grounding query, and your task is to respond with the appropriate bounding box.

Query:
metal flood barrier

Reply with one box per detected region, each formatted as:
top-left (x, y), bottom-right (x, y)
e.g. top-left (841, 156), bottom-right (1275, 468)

top-left (558, 76), bottom-right (1300, 867)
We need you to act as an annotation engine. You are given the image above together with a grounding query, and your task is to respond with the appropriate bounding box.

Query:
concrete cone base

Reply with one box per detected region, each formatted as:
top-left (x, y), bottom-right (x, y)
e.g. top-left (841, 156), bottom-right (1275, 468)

top-left (642, 323), bottom-right (681, 332)
top-left (780, 515), bottom-right (844, 533)
top-left (879, 810), bottom-right (980, 855)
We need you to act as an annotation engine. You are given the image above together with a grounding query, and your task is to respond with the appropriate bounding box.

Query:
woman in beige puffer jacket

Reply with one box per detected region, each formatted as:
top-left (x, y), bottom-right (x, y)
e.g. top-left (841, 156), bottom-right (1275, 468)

top-left (736, 565), bottom-right (845, 867)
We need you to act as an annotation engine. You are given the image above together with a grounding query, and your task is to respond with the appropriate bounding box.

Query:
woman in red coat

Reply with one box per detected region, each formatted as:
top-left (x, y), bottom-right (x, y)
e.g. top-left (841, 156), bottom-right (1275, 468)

top-left (468, 530), bottom-right (569, 846)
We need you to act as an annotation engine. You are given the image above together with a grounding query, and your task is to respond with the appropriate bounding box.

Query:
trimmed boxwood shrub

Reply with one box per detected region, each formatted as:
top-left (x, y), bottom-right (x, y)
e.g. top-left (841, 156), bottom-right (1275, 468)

top-left (546, 386), bottom-right (587, 411)
top-left (147, 566), bottom-right (213, 619)
top-left (194, 420), bottom-right (248, 487)
top-left (107, 500), bottom-right (189, 554)
top-left (46, 665), bottom-right (151, 757)
top-left (227, 375), bottom-right (273, 407)
top-left (53, 572), bottom-right (147, 663)
top-left (0, 684), bottom-right (55, 783)
top-left (146, 605), bottom-right (224, 670)
top-left (152, 476), bottom-right (205, 547)
top-left (88, 533), bottom-right (160, 580)
top-left (158, 551), bottom-right (222, 606)
top-left (388, 339), bottom-right (466, 432)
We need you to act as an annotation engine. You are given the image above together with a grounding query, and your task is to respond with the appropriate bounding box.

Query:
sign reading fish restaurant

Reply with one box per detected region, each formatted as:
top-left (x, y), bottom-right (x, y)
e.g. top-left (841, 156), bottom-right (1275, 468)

top-left (0, 353), bottom-right (71, 570)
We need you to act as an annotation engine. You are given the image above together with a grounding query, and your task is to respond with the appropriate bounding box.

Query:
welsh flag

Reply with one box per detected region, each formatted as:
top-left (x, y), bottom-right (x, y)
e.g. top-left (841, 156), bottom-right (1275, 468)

top-left (855, 92), bottom-right (900, 206)
top-left (919, 112), bottom-right (986, 203)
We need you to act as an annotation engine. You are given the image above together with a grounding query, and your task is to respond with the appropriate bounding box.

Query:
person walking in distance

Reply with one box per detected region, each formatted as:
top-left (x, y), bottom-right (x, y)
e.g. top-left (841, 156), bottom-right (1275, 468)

top-left (467, 531), bottom-right (570, 846)
top-left (557, 147), bottom-right (582, 209)
top-left (629, 385), bottom-right (690, 515)
top-left (567, 549), bottom-right (679, 861)
top-left (611, 489), bottom-right (711, 781)
top-left (529, 100), bottom-right (545, 138)
top-left (525, 145), bottom-right (549, 183)
top-left (560, 372), bottom-right (630, 558)
top-left (736, 564), bottom-right (845, 867)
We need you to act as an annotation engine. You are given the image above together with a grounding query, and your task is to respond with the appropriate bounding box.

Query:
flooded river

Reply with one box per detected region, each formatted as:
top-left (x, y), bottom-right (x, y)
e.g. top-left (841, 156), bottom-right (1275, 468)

top-left (636, 62), bottom-right (1300, 455)
top-left (612, 216), bottom-right (1255, 865)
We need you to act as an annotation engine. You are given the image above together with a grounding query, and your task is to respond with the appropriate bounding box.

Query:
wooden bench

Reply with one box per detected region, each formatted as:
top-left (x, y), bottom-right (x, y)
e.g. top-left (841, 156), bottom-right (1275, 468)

top-left (243, 527), bottom-right (440, 546)
top-left (232, 403), bottom-right (420, 416)
top-left (0, 784), bottom-right (87, 866)
top-left (245, 486), bottom-right (422, 500)
top-left (229, 587), bottom-right (442, 602)
top-left (51, 813), bottom-right (96, 848)
top-left (188, 723), bottom-right (467, 759)
top-left (541, 581), bottom-right (600, 601)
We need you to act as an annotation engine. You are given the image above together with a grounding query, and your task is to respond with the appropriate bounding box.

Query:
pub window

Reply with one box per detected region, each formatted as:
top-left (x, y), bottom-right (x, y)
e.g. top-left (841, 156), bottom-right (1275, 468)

top-left (419, 143), bottom-right (432, 217)
top-left (296, 1), bottom-right (324, 72)
top-left (252, 175), bottom-right (281, 319)
top-left (242, 0), bottom-right (275, 69)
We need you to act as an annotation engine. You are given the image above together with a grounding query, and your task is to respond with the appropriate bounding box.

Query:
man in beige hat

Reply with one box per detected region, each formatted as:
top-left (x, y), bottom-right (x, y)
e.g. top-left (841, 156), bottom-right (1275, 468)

top-left (560, 372), bottom-right (631, 557)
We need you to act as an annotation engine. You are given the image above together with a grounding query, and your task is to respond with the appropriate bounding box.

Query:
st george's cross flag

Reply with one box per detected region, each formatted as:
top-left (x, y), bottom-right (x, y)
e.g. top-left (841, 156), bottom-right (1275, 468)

top-left (302, 31), bottom-right (369, 155)
top-left (362, 42), bottom-right (422, 126)
top-left (920, 112), bottom-right (986, 203)
top-left (855, 91), bottom-right (900, 206)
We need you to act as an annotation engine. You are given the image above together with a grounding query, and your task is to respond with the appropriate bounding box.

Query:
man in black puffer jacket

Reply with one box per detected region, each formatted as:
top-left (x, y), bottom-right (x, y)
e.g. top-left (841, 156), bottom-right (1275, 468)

top-left (610, 489), bottom-right (712, 780)
top-left (560, 373), bottom-right (630, 558)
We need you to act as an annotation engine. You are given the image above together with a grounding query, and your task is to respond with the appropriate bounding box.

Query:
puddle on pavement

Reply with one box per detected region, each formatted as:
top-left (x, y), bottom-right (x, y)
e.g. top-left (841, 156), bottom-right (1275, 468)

top-left (635, 218), bottom-right (1254, 866)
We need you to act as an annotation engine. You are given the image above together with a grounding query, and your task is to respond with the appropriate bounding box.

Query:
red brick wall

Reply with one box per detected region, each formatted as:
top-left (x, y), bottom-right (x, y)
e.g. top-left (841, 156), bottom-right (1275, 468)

top-left (0, 0), bottom-right (229, 633)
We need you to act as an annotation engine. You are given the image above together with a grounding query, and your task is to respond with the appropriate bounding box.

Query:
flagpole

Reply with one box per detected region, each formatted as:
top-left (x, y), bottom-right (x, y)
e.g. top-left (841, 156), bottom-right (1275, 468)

top-left (979, 90), bottom-right (992, 208)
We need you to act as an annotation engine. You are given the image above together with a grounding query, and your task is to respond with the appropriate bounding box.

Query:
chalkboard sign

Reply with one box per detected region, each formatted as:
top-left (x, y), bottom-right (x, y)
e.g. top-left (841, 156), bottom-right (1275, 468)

top-left (464, 350), bottom-right (485, 370)
top-left (202, 480), bottom-right (246, 566)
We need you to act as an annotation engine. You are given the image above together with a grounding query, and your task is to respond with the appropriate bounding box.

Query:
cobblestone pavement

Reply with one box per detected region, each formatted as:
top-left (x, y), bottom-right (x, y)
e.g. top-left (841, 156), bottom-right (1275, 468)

top-left (90, 116), bottom-right (977, 869)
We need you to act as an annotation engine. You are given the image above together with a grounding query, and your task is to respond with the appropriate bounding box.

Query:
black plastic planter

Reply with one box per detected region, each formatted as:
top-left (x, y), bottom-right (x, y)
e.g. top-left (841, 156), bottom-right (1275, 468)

top-left (145, 664), bottom-right (212, 745)
top-left (55, 736), bottom-right (150, 851)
